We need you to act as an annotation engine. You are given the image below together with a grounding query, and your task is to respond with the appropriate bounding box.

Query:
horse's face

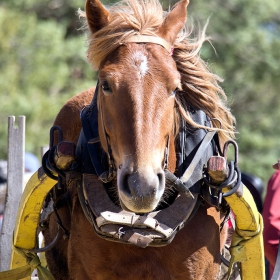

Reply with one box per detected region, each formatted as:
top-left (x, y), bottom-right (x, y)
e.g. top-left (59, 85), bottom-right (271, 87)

top-left (98, 43), bottom-right (180, 213)
top-left (86, 0), bottom-right (189, 213)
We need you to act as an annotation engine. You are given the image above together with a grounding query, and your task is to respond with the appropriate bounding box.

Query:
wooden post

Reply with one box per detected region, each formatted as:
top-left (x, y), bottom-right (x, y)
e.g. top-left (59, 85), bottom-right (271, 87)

top-left (0, 116), bottom-right (25, 271)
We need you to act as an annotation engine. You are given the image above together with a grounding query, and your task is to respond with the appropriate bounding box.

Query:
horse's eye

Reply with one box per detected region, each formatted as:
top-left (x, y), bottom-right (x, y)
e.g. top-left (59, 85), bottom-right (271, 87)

top-left (101, 81), bottom-right (112, 93)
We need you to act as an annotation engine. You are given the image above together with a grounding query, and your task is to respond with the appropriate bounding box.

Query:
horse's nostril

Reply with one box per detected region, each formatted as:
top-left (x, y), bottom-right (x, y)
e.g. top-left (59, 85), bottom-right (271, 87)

top-left (157, 172), bottom-right (164, 188)
top-left (122, 173), bottom-right (131, 196)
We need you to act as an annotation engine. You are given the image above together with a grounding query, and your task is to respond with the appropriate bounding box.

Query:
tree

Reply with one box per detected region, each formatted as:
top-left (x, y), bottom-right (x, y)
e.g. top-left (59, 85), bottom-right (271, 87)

top-left (0, 4), bottom-right (96, 159)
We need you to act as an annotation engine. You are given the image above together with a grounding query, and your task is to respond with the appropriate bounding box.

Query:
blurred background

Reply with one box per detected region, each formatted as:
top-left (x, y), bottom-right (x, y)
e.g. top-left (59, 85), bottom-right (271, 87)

top-left (0, 0), bottom-right (279, 191)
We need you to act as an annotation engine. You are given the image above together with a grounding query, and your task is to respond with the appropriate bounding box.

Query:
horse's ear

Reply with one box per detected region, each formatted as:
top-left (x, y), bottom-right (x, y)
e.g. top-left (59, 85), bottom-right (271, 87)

top-left (157, 0), bottom-right (189, 44)
top-left (85, 0), bottom-right (110, 34)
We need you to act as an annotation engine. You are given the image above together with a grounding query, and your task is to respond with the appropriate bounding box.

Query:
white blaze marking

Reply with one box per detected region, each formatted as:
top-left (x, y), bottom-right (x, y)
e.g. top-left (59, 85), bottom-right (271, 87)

top-left (131, 51), bottom-right (149, 77)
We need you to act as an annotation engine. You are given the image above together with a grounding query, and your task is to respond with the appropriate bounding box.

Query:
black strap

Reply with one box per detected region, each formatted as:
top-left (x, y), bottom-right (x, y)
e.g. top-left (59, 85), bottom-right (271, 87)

top-left (80, 84), bottom-right (106, 177)
top-left (175, 109), bottom-right (217, 194)
top-left (180, 130), bottom-right (216, 183)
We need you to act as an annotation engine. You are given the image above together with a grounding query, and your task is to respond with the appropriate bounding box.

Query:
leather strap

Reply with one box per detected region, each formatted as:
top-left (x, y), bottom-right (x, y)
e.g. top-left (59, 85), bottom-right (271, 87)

top-left (96, 211), bottom-right (174, 238)
top-left (180, 130), bottom-right (216, 183)
top-left (124, 35), bottom-right (173, 53)
top-left (80, 86), bottom-right (106, 177)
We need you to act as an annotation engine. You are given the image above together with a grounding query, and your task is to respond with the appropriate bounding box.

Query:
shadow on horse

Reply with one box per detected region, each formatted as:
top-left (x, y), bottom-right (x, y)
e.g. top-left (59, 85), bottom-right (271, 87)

top-left (42, 0), bottom-right (236, 279)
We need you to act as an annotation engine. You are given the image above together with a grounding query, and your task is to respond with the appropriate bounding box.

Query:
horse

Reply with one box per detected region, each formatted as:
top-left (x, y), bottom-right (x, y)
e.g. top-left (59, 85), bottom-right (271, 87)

top-left (41, 0), bottom-right (236, 279)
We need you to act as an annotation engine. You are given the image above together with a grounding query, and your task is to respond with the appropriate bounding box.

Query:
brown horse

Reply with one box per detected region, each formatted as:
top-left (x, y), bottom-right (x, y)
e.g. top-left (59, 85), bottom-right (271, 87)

top-left (42, 0), bottom-right (236, 279)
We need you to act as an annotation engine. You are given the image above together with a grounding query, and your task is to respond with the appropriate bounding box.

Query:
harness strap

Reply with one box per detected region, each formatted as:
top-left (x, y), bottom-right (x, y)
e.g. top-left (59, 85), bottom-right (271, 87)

top-left (80, 86), bottom-right (106, 178)
top-left (80, 86), bottom-right (115, 182)
top-left (96, 211), bottom-right (174, 238)
top-left (164, 130), bottom-right (216, 198)
top-left (180, 130), bottom-right (216, 183)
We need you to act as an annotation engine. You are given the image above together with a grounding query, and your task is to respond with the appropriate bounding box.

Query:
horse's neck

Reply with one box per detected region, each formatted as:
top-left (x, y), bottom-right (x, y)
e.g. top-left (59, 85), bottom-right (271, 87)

top-left (53, 88), bottom-right (95, 145)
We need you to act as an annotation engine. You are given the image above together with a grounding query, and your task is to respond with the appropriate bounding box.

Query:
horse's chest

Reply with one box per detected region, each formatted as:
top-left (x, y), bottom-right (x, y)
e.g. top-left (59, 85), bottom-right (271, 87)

top-left (85, 244), bottom-right (183, 279)
top-left (69, 198), bottom-right (221, 279)
top-left (70, 216), bottom-right (220, 279)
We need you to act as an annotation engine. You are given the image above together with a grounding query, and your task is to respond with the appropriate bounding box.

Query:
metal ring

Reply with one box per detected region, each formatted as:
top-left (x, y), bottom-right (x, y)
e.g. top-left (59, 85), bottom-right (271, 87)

top-left (222, 166), bottom-right (241, 197)
top-left (47, 146), bottom-right (66, 179)
top-left (49, 126), bottom-right (63, 149)
top-left (42, 150), bottom-right (58, 180)
top-left (223, 140), bottom-right (239, 167)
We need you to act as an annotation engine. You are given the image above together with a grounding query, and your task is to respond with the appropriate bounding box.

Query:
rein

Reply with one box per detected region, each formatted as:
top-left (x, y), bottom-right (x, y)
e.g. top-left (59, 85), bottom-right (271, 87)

top-left (164, 130), bottom-right (216, 198)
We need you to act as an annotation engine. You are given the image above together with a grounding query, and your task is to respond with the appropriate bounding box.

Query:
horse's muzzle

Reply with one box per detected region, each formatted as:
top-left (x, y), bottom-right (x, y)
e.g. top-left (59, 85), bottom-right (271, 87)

top-left (117, 166), bottom-right (165, 213)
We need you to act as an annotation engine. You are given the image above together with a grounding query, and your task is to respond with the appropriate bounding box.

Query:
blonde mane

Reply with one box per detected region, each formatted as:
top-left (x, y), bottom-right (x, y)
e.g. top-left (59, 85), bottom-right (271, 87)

top-left (79, 0), bottom-right (235, 144)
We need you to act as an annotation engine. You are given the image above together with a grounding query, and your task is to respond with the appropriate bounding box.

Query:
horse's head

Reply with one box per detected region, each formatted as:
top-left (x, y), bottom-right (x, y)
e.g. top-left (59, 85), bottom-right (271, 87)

top-left (85, 0), bottom-right (189, 213)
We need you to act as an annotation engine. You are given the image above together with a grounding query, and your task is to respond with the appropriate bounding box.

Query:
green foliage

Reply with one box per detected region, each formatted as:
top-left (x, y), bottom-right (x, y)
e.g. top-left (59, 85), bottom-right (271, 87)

top-left (0, 5), bottom-right (95, 160)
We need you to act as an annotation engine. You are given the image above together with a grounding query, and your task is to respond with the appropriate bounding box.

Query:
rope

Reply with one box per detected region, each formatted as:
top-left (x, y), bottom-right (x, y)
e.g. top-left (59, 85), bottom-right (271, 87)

top-left (0, 245), bottom-right (54, 280)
